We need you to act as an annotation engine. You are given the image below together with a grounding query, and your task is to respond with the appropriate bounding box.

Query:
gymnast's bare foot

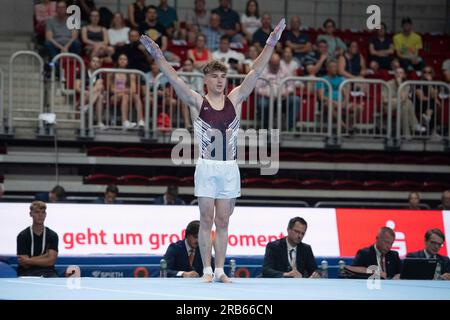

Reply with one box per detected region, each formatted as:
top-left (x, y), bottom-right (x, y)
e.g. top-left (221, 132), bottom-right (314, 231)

top-left (216, 273), bottom-right (232, 283)
top-left (201, 273), bottom-right (214, 283)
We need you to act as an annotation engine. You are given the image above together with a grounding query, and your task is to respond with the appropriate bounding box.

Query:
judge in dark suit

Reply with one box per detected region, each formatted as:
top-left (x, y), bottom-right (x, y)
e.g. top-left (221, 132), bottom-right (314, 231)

top-left (262, 217), bottom-right (320, 278)
top-left (407, 228), bottom-right (450, 280)
top-left (348, 227), bottom-right (401, 279)
top-left (163, 220), bottom-right (211, 277)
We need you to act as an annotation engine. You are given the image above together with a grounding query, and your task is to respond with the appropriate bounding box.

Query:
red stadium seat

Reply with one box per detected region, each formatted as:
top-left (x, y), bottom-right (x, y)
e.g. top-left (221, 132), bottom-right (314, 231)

top-left (302, 152), bottom-right (331, 162)
top-left (87, 146), bottom-right (119, 157)
top-left (118, 175), bottom-right (150, 186)
top-left (423, 181), bottom-right (450, 192)
top-left (331, 180), bottom-right (364, 190)
top-left (84, 174), bottom-right (118, 185)
top-left (241, 177), bottom-right (272, 188)
top-left (241, 92), bottom-right (255, 121)
top-left (118, 147), bottom-right (151, 158)
top-left (0, 146), bottom-right (6, 154)
top-left (272, 178), bottom-right (303, 189)
top-left (301, 179), bottom-right (332, 189)
top-left (390, 180), bottom-right (423, 191)
top-left (361, 153), bottom-right (392, 163)
top-left (298, 93), bottom-right (317, 123)
top-left (147, 148), bottom-right (173, 158)
top-left (422, 155), bottom-right (450, 165)
top-left (148, 175), bottom-right (180, 185)
top-left (333, 153), bottom-right (364, 163)
top-left (392, 155), bottom-right (421, 164)
top-left (178, 176), bottom-right (194, 186)
top-left (278, 151), bottom-right (304, 161)
top-left (363, 180), bottom-right (391, 190)
top-left (440, 96), bottom-right (449, 126)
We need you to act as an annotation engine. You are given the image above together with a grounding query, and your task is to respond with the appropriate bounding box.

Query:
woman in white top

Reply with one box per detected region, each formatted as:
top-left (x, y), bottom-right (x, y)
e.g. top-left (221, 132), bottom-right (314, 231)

top-left (281, 46), bottom-right (300, 76)
top-left (108, 12), bottom-right (130, 48)
top-left (241, 0), bottom-right (262, 43)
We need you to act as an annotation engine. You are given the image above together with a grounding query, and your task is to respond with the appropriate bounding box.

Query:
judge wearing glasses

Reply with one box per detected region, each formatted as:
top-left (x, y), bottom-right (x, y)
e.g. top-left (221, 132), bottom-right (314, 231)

top-left (407, 228), bottom-right (450, 280)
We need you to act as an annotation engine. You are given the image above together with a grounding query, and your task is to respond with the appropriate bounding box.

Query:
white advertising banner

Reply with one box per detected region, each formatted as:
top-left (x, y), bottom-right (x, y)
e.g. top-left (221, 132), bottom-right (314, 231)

top-left (443, 211), bottom-right (450, 255)
top-left (0, 203), bottom-right (340, 256)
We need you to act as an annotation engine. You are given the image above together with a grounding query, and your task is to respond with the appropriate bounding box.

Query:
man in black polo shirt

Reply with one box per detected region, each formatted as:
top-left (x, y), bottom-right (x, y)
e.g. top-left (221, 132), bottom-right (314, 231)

top-left (16, 201), bottom-right (59, 277)
top-left (212, 0), bottom-right (241, 42)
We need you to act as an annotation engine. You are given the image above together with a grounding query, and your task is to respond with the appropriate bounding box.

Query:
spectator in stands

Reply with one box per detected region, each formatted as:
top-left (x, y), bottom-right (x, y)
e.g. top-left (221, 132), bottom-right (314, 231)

top-left (95, 184), bottom-right (122, 204)
top-left (115, 29), bottom-right (152, 75)
top-left (34, 0), bottom-right (57, 42)
top-left (45, 1), bottom-right (81, 60)
top-left (416, 66), bottom-right (441, 136)
top-left (438, 190), bottom-right (450, 210)
top-left (201, 13), bottom-right (224, 52)
top-left (156, 0), bottom-right (178, 39)
top-left (382, 67), bottom-right (425, 138)
top-left (347, 227), bottom-right (401, 279)
top-left (443, 59), bottom-right (450, 84)
top-left (393, 17), bottom-right (424, 72)
top-left (16, 201), bottom-right (59, 277)
top-left (304, 39), bottom-right (329, 77)
top-left (212, 0), bottom-right (243, 44)
top-left (256, 53), bottom-right (300, 130)
top-left (316, 60), bottom-right (350, 126)
top-left (242, 45), bottom-right (260, 74)
top-left (284, 16), bottom-right (312, 65)
top-left (108, 12), bottom-right (130, 50)
top-left (316, 19), bottom-right (346, 59)
top-left (179, 58), bottom-right (204, 129)
top-left (128, 0), bottom-right (147, 29)
top-left (338, 40), bottom-right (367, 79)
top-left (407, 229), bottom-right (450, 280)
top-left (109, 54), bottom-right (145, 129)
top-left (212, 36), bottom-right (245, 73)
top-left (185, 0), bottom-right (211, 44)
top-left (262, 217), bottom-right (320, 278)
top-left (0, 183), bottom-right (4, 201)
top-left (81, 10), bottom-right (114, 63)
top-left (281, 46), bottom-right (300, 76)
top-left (74, 55), bottom-right (105, 129)
top-left (241, 0), bottom-right (261, 43)
top-left (407, 191), bottom-right (421, 210)
top-left (35, 185), bottom-right (66, 203)
top-left (154, 185), bottom-right (185, 205)
top-left (252, 13), bottom-right (272, 52)
top-left (75, 0), bottom-right (96, 26)
top-left (139, 5), bottom-right (180, 63)
top-left (369, 22), bottom-right (394, 71)
top-left (164, 220), bottom-right (212, 277)
top-left (187, 34), bottom-right (213, 72)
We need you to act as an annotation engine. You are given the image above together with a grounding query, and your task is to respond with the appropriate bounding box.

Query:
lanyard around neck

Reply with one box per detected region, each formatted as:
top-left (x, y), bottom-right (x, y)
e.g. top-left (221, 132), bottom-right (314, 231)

top-left (30, 226), bottom-right (46, 256)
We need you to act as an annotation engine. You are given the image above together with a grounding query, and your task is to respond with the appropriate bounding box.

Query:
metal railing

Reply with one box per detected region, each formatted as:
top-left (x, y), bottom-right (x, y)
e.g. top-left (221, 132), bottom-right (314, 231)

top-left (88, 68), bottom-right (151, 138)
top-left (337, 78), bottom-right (392, 142)
top-left (315, 201), bottom-right (431, 210)
top-left (0, 67), bottom-right (4, 135)
top-left (50, 53), bottom-right (86, 134)
top-left (277, 76), bottom-right (333, 139)
top-left (396, 81), bottom-right (450, 142)
top-left (8, 51), bottom-right (45, 135)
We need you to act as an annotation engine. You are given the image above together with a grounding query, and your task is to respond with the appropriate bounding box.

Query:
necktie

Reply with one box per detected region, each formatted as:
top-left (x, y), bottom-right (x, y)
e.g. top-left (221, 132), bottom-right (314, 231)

top-left (289, 249), bottom-right (296, 268)
top-left (380, 254), bottom-right (386, 273)
top-left (188, 249), bottom-right (195, 268)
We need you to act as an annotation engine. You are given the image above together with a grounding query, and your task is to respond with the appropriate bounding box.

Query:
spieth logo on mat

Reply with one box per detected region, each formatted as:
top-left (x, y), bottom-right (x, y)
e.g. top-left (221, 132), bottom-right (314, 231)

top-left (92, 271), bottom-right (124, 278)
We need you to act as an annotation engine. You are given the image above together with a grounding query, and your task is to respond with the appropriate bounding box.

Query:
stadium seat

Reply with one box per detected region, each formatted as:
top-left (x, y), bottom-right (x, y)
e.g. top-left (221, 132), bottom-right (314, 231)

top-left (178, 176), bottom-right (194, 186)
top-left (301, 152), bottom-right (331, 162)
top-left (363, 180), bottom-right (391, 190)
top-left (241, 177), bottom-right (273, 188)
top-left (423, 181), bottom-right (450, 192)
top-left (84, 174), bottom-right (118, 185)
top-left (241, 92), bottom-right (256, 121)
top-left (333, 153), bottom-right (364, 163)
top-left (390, 180), bottom-right (423, 191)
top-left (301, 179), bottom-right (332, 189)
top-left (361, 153), bottom-right (392, 163)
top-left (147, 148), bottom-right (173, 158)
top-left (422, 155), bottom-right (450, 165)
top-left (118, 175), bottom-right (150, 186)
top-left (118, 147), bottom-right (151, 158)
top-left (87, 146), bottom-right (119, 157)
top-left (331, 180), bottom-right (364, 190)
top-left (272, 178), bottom-right (303, 189)
top-left (148, 175), bottom-right (180, 186)
top-left (278, 151), bottom-right (304, 161)
top-left (0, 146), bottom-right (6, 154)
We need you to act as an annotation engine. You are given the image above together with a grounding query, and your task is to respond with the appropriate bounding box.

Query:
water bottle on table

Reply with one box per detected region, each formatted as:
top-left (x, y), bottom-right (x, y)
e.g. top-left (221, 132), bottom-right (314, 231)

top-left (160, 258), bottom-right (167, 278)
top-left (229, 259), bottom-right (236, 278)
top-left (321, 260), bottom-right (328, 278)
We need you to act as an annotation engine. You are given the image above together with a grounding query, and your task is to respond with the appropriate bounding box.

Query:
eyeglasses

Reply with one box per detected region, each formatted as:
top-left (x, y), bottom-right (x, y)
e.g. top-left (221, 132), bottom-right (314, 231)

top-left (429, 240), bottom-right (444, 247)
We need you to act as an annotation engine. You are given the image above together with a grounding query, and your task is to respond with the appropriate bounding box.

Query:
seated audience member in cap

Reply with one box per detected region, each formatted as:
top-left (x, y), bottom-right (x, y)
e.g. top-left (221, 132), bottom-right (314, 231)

top-left (347, 227), bottom-right (401, 279)
top-left (154, 185), bottom-right (186, 205)
top-left (16, 201), bottom-right (59, 277)
top-left (163, 220), bottom-right (213, 277)
top-left (406, 228), bottom-right (450, 280)
top-left (263, 217), bottom-right (320, 278)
